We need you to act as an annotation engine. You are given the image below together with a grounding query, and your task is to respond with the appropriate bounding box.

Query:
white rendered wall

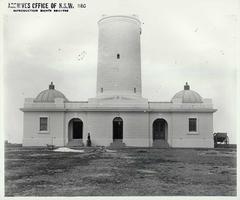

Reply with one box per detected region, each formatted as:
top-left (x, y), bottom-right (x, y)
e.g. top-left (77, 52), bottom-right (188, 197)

top-left (96, 16), bottom-right (142, 98)
top-left (86, 112), bottom-right (149, 147)
top-left (22, 110), bottom-right (214, 148)
top-left (23, 111), bottom-right (150, 147)
top-left (119, 112), bottom-right (149, 147)
top-left (86, 112), bottom-right (112, 146)
top-left (23, 112), bottom-right (65, 146)
top-left (171, 113), bottom-right (214, 148)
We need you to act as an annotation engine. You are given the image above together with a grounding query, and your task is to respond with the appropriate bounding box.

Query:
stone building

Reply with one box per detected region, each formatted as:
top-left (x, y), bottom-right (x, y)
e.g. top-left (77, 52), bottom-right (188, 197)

top-left (21, 15), bottom-right (217, 148)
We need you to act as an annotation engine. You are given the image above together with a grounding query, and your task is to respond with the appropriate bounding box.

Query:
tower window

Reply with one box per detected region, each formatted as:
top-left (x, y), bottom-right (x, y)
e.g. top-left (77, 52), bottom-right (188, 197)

top-left (101, 88), bottom-right (103, 93)
top-left (134, 88), bottom-right (136, 93)
top-left (117, 54), bottom-right (120, 59)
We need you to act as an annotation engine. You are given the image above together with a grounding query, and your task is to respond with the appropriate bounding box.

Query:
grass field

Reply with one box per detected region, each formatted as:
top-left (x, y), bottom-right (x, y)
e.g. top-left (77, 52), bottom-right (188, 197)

top-left (5, 146), bottom-right (236, 196)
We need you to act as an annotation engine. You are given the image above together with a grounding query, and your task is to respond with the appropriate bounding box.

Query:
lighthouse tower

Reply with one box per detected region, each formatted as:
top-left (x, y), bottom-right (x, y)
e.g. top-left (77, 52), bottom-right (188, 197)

top-left (96, 15), bottom-right (143, 99)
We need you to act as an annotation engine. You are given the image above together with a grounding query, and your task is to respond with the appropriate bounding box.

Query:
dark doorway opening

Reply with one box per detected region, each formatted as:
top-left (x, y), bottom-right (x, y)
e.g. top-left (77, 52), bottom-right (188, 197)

top-left (113, 117), bottom-right (123, 141)
top-left (69, 118), bottom-right (83, 140)
top-left (73, 120), bottom-right (82, 139)
top-left (153, 119), bottom-right (167, 140)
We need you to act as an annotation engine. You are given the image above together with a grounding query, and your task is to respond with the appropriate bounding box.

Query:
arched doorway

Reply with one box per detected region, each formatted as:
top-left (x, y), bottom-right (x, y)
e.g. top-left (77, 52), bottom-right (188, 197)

top-left (68, 118), bottom-right (83, 146)
top-left (152, 118), bottom-right (169, 147)
top-left (113, 117), bottom-right (123, 141)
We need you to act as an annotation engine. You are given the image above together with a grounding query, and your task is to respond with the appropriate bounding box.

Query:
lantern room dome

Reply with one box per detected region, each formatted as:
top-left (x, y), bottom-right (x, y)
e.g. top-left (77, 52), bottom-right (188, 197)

top-left (34, 82), bottom-right (68, 102)
top-left (171, 82), bottom-right (203, 103)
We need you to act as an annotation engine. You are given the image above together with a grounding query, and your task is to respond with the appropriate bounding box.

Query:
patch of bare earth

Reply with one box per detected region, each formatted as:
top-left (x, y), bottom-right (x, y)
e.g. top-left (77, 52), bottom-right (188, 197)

top-left (5, 147), bottom-right (236, 196)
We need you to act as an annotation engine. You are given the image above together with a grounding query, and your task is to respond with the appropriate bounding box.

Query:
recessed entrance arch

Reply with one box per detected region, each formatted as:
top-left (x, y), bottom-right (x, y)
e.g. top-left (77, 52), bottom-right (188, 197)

top-left (68, 118), bottom-right (83, 141)
top-left (113, 117), bottom-right (123, 141)
top-left (152, 118), bottom-right (169, 147)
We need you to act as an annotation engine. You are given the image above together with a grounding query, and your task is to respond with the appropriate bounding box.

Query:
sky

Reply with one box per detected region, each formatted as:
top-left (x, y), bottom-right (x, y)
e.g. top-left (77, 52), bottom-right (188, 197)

top-left (2, 0), bottom-right (239, 143)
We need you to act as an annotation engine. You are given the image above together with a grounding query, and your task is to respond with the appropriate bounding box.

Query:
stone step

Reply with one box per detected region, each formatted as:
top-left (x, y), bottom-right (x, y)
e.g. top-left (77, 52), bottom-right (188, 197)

top-left (152, 140), bottom-right (169, 148)
top-left (110, 140), bottom-right (126, 148)
top-left (67, 139), bottom-right (84, 147)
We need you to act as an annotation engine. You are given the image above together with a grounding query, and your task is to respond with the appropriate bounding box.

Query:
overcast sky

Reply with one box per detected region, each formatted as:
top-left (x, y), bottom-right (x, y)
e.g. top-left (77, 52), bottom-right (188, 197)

top-left (3, 0), bottom-right (239, 143)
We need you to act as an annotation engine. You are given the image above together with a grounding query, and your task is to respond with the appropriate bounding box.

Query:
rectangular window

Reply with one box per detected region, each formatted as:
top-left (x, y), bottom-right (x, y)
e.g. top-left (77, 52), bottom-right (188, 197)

top-left (117, 54), bottom-right (120, 59)
top-left (189, 118), bottom-right (197, 132)
top-left (134, 88), bottom-right (136, 93)
top-left (101, 88), bottom-right (103, 93)
top-left (40, 117), bottom-right (48, 131)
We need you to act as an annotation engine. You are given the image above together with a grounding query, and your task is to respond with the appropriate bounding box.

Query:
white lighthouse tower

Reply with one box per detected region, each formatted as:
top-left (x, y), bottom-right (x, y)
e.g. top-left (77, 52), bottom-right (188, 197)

top-left (96, 15), bottom-right (143, 99)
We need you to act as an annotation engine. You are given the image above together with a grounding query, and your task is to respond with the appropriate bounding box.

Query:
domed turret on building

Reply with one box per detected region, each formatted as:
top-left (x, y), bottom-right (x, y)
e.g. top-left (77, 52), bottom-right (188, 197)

top-left (34, 82), bottom-right (68, 102)
top-left (171, 82), bottom-right (203, 103)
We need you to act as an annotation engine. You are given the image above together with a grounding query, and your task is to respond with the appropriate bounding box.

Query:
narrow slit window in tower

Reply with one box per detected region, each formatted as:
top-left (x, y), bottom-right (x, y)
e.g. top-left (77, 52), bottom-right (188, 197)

top-left (101, 88), bottom-right (103, 93)
top-left (117, 54), bottom-right (120, 59)
top-left (134, 88), bottom-right (136, 93)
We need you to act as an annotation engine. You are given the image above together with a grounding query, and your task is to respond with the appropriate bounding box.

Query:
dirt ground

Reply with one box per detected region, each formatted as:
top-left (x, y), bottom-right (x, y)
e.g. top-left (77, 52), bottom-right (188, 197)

top-left (5, 146), bottom-right (236, 196)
